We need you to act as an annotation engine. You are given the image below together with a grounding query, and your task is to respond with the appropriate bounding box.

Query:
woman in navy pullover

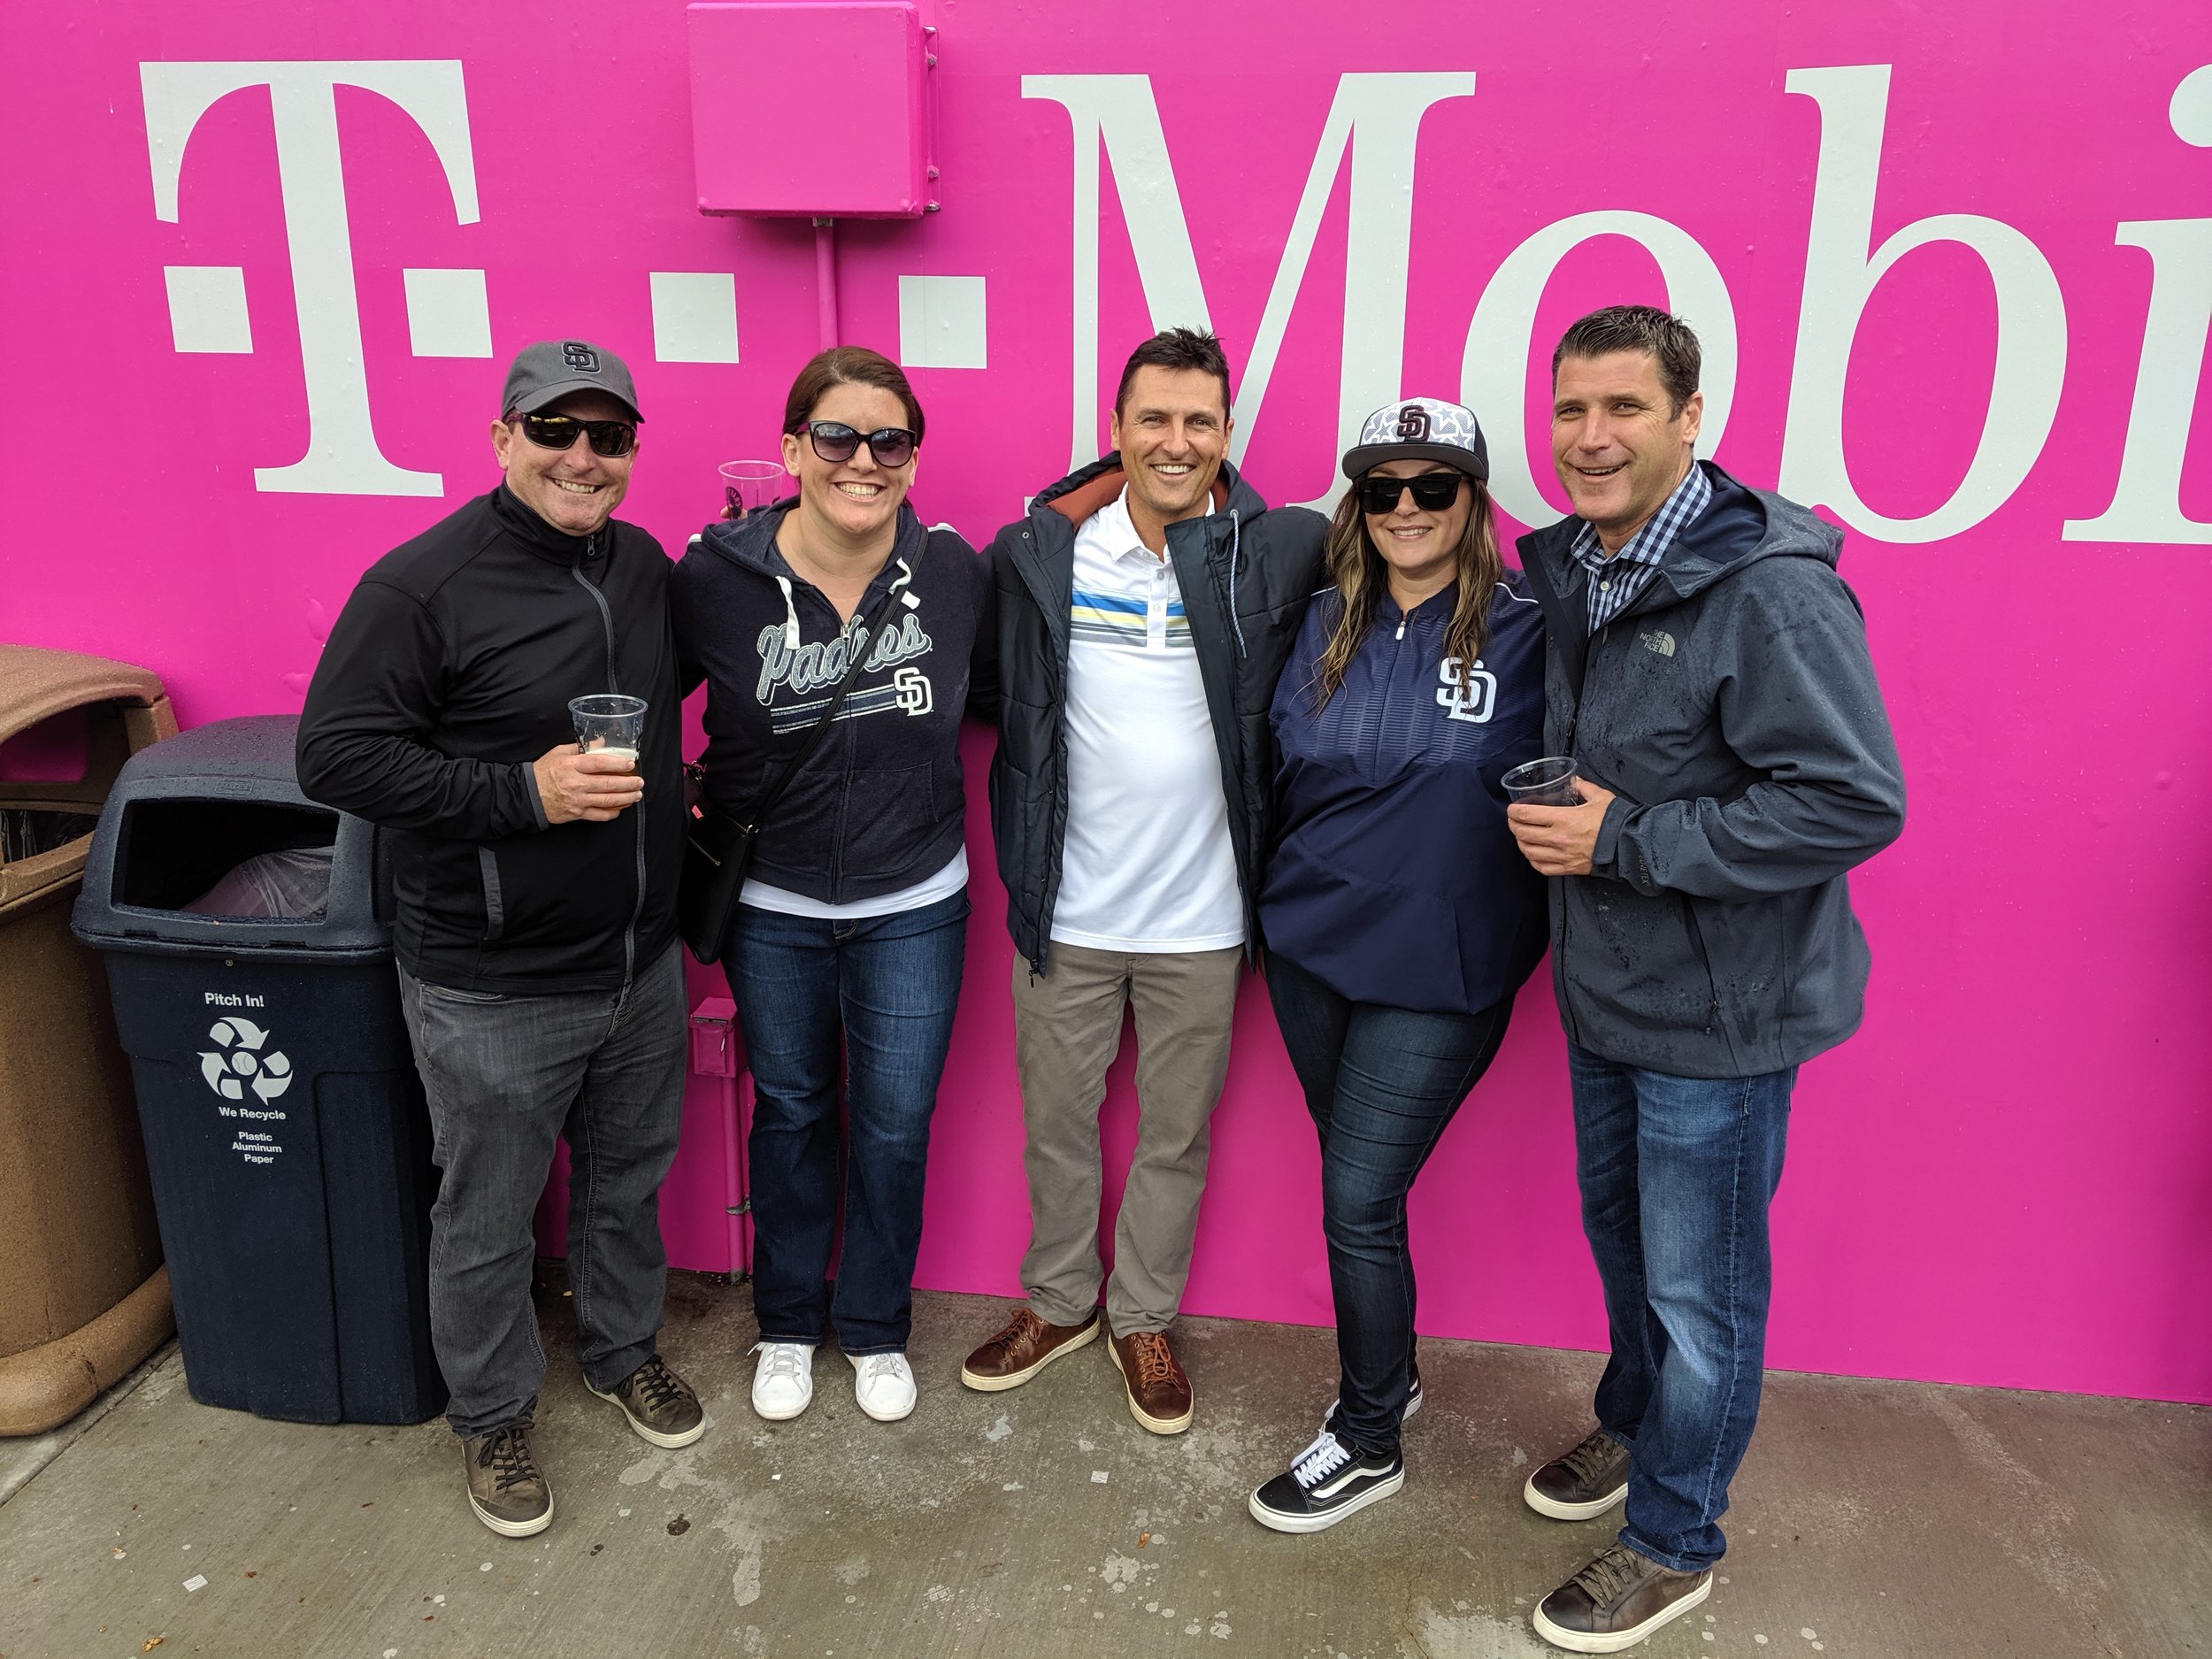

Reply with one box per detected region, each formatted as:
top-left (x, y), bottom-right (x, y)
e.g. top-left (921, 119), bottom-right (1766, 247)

top-left (1248, 400), bottom-right (1548, 1534)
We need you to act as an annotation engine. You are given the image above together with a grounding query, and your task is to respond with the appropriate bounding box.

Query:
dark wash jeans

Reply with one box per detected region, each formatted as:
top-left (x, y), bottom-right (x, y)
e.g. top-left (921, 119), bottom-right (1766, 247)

top-left (1267, 953), bottom-right (1514, 1458)
top-left (1568, 1041), bottom-right (1797, 1572)
top-left (726, 889), bottom-right (968, 1355)
top-left (396, 942), bottom-right (687, 1439)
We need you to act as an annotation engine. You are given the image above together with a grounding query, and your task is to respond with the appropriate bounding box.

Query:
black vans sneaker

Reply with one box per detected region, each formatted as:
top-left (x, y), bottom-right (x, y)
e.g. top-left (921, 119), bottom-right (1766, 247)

top-left (1248, 1426), bottom-right (1404, 1534)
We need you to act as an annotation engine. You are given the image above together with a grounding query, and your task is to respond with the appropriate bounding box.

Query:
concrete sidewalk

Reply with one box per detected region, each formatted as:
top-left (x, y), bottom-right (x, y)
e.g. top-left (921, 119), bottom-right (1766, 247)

top-left (2, 1271), bottom-right (2206, 1659)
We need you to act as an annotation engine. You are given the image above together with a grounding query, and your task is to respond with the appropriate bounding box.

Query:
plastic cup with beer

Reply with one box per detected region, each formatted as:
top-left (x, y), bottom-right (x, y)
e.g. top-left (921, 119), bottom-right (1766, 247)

top-left (568, 695), bottom-right (648, 769)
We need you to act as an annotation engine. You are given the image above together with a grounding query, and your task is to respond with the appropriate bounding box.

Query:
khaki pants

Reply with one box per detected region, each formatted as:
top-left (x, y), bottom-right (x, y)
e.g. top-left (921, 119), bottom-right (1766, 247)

top-left (1010, 942), bottom-right (1242, 1334)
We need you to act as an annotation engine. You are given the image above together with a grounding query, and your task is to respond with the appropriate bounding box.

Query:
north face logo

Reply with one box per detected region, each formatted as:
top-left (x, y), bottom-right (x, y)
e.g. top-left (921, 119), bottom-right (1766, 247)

top-left (1395, 404), bottom-right (1431, 441)
top-left (1640, 629), bottom-right (1677, 657)
top-left (562, 342), bottom-right (600, 373)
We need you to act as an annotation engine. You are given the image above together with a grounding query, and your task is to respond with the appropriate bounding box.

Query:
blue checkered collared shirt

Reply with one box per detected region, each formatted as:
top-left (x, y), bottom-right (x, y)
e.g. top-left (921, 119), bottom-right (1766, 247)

top-left (1568, 461), bottom-right (1712, 634)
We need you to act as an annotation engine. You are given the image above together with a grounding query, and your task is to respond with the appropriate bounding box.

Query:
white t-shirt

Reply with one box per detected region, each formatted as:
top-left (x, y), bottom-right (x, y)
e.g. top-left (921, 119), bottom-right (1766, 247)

top-left (743, 847), bottom-right (966, 921)
top-left (1049, 490), bottom-right (1244, 954)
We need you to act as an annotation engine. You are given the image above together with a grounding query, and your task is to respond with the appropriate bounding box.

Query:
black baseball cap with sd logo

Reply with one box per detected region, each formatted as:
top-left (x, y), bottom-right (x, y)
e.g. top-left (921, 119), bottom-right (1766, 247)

top-left (500, 339), bottom-right (643, 423)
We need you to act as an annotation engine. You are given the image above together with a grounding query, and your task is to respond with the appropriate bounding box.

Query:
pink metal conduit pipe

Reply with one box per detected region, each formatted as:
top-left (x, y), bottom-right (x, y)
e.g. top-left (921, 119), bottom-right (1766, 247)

top-left (687, 996), bottom-right (751, 1281)
top-left (813, 217), bottom-right (839, 349)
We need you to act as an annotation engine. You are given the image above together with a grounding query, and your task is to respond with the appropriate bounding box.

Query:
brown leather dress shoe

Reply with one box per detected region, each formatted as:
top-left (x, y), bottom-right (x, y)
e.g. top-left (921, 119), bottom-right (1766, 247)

top-left (1107, 1328), bottom-right (1194, 1434)
top-left (959, 1305), bottom-right (1100, 1391)
top-left (1532, 1543), bottom-right (1712, 1653)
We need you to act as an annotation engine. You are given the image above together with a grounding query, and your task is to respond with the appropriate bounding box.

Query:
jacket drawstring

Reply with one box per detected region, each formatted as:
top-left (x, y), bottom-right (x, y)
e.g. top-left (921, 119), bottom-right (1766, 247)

top-left (780, 552), bottom-right (917, 661)
top-left (775, 575), bottom-right (801, 649)
top-left (1226, 509), bottom-right (1248, 658)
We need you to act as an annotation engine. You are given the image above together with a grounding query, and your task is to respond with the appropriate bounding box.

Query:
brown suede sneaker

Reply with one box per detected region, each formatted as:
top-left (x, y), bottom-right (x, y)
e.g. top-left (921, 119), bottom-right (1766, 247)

top-left (959, 1305), bottom-right (1100, 1391)
top-left (1524, 1426), bottom-right (1630, 1520)
top-left (1107, 1328), bottom-right (1194, 1434)
top-left (1532, 1543), bottom-right (1712, 1653)
top-left (590, 1354), bottom-right (706, 1448)
top-left (463, 1423), bottom-right (552, 1538)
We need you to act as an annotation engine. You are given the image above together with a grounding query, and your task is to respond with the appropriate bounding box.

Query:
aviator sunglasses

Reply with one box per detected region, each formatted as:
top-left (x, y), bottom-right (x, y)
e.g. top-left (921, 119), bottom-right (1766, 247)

top-left (1356, 471), bottom-right (1466, 515)
top-left (515, 412), bottom-right (638, 457)
top-left (798, 420), bottom-right (919, 469)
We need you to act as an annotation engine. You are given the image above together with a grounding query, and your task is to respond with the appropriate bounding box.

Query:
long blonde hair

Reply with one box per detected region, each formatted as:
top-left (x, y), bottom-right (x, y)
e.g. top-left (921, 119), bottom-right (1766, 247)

top-left (1308, 474), bottom-right (1503, 711)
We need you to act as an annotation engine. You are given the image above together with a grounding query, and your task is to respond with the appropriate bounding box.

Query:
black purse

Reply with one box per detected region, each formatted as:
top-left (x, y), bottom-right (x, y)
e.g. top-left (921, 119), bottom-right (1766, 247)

top-left (677, 604), bottom-right (880, 964)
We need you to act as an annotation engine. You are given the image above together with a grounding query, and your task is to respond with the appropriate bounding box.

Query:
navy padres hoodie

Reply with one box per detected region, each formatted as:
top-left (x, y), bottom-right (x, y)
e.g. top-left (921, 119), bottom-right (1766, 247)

top-left (672, 501), bottom-right (996, 909)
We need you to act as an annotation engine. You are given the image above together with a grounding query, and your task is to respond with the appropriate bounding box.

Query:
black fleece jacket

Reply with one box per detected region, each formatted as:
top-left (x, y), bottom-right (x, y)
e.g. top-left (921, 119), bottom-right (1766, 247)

top-left (297, 485), bottom-right (682, 994)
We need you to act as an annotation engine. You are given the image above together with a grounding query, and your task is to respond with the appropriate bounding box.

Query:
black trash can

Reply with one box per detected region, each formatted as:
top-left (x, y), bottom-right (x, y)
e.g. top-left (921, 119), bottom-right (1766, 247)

top-left (71, 715), bottom-right (444, 1425)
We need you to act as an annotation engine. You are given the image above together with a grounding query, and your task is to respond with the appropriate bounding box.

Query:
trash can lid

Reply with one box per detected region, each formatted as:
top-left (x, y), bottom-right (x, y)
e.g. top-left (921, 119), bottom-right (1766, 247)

top-left (72, 715), bottom-right (393, 962)
top-left (0, 645), bottom-right (166, 750)
top-left (105, 715), bottom-right (314, 798)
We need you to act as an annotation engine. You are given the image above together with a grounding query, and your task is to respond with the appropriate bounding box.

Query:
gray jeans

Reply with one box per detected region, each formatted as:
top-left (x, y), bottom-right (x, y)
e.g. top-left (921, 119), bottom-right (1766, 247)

top-left (1011, 943), bottom-right (1241, 1334)
top-left (397, 942), bottom-right (687, 1437)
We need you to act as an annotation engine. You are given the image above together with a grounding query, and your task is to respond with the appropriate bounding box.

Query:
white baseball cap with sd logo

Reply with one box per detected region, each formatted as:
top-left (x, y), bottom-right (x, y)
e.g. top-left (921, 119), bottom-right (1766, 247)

top-left (1340, 397), bottom-right (1487, 481)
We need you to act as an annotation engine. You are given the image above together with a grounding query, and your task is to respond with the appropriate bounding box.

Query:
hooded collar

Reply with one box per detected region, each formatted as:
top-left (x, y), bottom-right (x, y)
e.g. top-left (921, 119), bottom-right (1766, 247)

top-left (1030, 453), bottom-right (1269, 532)
top-left (1524, 461), bottom-right (1841, 619)
top-left (694, 500), bottom-right (930, 649)
top-left (695, 497), bottom-right (926, 584)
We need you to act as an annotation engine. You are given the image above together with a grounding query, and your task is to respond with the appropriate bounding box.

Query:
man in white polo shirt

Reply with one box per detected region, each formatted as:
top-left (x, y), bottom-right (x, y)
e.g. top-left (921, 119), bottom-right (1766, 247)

top-left (964, 329), bottom-right (1325, 1432)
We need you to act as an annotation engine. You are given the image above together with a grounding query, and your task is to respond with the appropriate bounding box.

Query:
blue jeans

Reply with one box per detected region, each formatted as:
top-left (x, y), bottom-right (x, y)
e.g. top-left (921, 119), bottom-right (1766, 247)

top-left (726, 889), bottom-right (968, 1354)
top-left (397, 942), bottom-right (687, 1439)
top-left (1268, 954), bottom-right (1514, 1458)
top-left (1568, 1041), bottom-right (1796, 1572)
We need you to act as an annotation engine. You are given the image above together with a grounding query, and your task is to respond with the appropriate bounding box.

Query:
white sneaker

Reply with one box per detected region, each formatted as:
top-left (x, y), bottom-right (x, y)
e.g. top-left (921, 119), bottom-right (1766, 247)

top-left (750, 1341), bottom-right (815, 1421)
top-left (849, 1351), bottom-right (918, 1422)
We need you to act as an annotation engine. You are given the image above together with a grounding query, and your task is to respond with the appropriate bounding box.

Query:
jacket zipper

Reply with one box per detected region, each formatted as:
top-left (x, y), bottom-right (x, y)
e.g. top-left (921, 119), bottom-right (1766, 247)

top-left (827, 605), bottom-right (852, 903)
top-left (1680, 895), bottom-right (1743, 1071)
top-left (1171, 511), bottom-right (1261, 964)
top-left (1016, 522), bottom-right (1065, 978)
top-left (572, 547), bottom-right (643, 990)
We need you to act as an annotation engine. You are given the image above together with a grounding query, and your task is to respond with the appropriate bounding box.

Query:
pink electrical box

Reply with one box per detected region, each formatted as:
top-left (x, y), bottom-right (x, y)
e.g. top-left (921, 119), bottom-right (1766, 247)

top-left (687, 2), bottom-right (936, 218)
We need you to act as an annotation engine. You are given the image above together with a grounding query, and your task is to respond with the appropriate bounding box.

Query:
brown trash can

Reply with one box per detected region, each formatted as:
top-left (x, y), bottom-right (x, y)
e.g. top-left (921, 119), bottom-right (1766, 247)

top-left (0, 645), bottom-right (179, 1437)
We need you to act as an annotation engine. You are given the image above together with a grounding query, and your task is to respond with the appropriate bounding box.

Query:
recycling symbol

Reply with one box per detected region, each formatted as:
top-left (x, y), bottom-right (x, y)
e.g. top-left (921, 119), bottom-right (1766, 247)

top-left (199, 1017), bottom-right (295, 1103)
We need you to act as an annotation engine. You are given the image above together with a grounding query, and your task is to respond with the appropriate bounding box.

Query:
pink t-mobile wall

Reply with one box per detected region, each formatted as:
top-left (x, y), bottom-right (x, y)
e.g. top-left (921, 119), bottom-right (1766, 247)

top-left (4, 1), bottom-right (2207, 1402)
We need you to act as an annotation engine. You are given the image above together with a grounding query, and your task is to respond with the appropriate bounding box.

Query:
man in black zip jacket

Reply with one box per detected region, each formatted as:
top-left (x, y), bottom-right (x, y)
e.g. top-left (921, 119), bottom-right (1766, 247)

top-left (1505, 308), bottom-right (1905, 1654)
top-left (957, 329), bottom-right (1325, 1435)
top-left (297, 341), bottom-right (703, 1541)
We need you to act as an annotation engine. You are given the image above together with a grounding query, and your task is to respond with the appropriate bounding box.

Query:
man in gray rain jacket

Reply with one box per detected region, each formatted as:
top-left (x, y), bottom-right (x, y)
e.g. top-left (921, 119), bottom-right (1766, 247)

top-left (1505, 305), bottom-right (1905, 1654)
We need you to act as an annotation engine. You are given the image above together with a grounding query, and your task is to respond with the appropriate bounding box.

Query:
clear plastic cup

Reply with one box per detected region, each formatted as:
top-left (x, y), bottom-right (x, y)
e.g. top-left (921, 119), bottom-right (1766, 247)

top-left (1502, 756), bottom-right (1585, 806)
top-left (568, 695), bottom-right (647, 767)
top-left (719, 459), bottom-right (786, 518)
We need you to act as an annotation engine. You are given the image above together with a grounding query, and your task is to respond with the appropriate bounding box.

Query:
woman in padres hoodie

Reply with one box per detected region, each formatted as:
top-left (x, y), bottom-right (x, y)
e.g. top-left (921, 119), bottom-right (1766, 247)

top-left (672, 348), bottom-right (995, 1425)
top-left (1244, 400), bottom-right (1548, 1534)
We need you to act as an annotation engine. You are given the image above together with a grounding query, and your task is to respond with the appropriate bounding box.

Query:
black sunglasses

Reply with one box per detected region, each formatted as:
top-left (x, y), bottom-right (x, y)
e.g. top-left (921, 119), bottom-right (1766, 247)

top-left (517, 412), bottom-right (637, 457)
top-left (798, 420), bottom-right (918, 469)
top-left (1356, 472), bottom-right (1465, 515)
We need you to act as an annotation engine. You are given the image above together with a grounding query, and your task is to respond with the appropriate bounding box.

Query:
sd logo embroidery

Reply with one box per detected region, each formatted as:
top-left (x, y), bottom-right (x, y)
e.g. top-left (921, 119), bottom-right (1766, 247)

top-left (562, 342), bottom-right (601, 373)
top-left (1395, 403), bottom-right (1432, 441)
top-left (894, 666), bottom-right (934, 716)
top-left (1436, 657), bottom-right (1498, 724)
